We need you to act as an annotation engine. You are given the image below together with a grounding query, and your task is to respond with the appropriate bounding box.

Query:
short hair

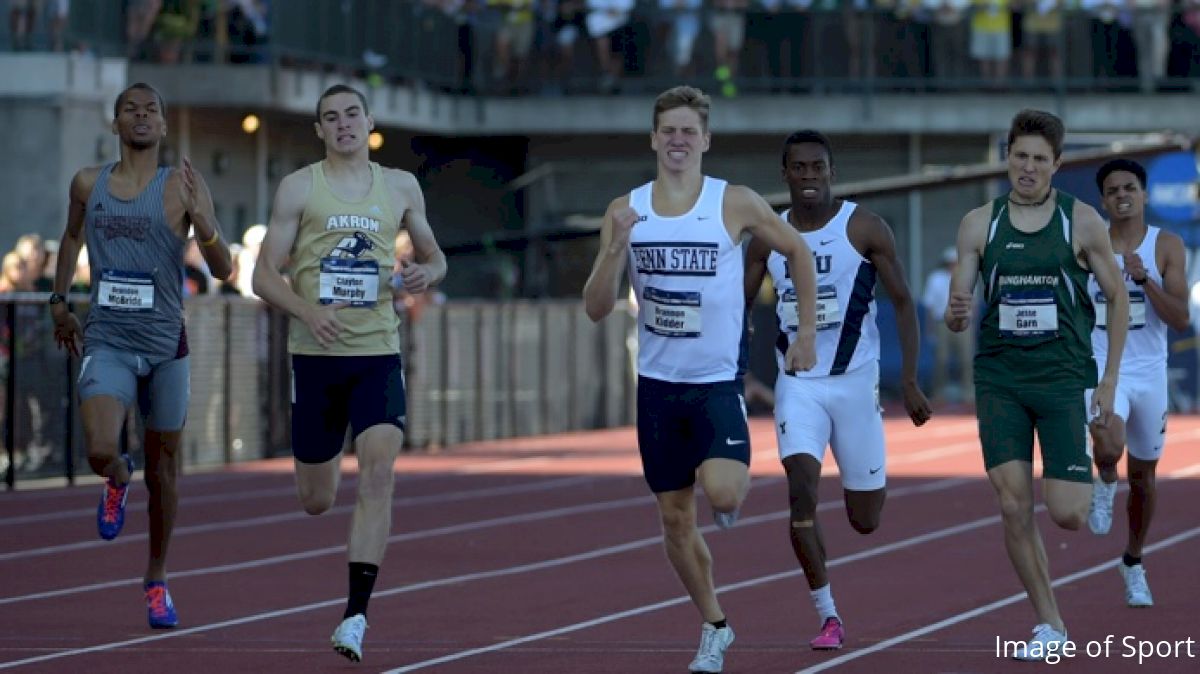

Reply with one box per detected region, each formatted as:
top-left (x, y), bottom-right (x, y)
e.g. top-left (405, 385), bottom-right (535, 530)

top-left (317, 84), bottom-right (369, 119)
top-left (1095, 158), bottom-right (1147, 192)
top-left (1006, 109), bottom-right (1065, 159)
top-left (113, 82), bottom-right (166, 119)
top-left (652, 85), bottom-right (710, 131)
top-left (781, 130), bottom-right (835, 168)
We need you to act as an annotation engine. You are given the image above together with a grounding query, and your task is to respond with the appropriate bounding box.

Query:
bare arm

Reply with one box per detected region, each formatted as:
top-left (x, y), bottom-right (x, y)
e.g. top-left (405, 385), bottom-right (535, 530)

top-left (252, 170), bottom-right (314, 320)
top-left (179, 158), bottom-right (233, 280)
top-left (945, 206), bottom-right (987, 331)
top-left (393, 170), bottom-right (447, 292)
top-left (583, 196), bottom-right (635, 322)
top-left (728, 185), bottom-right (815, 371)
top-left (1079, 205), bottom-right (1129, 387)
top-left (1140, 231), bottom-right (1190, 332)
top-left (728, 185), bottom-right (816, 337)
top-left (742, 235), bottom-right (770, 308)
top-left (52, 169), bottom-right (94, 299)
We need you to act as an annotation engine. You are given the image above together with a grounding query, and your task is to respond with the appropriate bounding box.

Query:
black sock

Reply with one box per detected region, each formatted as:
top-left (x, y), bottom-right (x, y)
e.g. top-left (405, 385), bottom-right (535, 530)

top-left (709, 618), bottom-right (727, 630)
top-left (1123, 553), bottom-right (1141, 568)
top-left (344, 562), bottom-right (379, 619)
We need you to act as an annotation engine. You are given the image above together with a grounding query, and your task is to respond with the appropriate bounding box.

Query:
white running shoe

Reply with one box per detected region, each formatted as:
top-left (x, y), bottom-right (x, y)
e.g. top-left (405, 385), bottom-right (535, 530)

top-left (1119, 563), bottom-right (1154, 607)
top-left (1087, 479), bottom-right (1117, 535)
top-left (713, 507), bottom-right (740, 530)
top-left (688, 623), bottom-right (735, 673)
top-left (331, 614), bottom-right (368, 662)
top-left (1012, 623), bottom-right (1069, 661)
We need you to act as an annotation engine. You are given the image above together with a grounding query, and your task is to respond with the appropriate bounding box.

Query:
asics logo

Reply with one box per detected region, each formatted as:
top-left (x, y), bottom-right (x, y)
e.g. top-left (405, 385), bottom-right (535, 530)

top-left (1067, 464), bottom-right (1089, 472)
top-left (1006, 242), bottom-right (1025, 250)
top-left (725, 438), bottom-right (746, 446)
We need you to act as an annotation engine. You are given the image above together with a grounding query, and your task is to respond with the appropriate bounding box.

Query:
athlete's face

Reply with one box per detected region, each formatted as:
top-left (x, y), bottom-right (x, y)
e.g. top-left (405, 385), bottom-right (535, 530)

top-left (782, 142), bottom-right (834, 206)
top-left (1007, 134), bottom-right (1061, 199)
top-left (651, 106), bottom-right (709, 173)
top-left (1100, 170), bottom-right (1146, 224)
top-left (112, 89), bottom-right (166, 150)
top-left (315, 93), bottom-right (374, 155)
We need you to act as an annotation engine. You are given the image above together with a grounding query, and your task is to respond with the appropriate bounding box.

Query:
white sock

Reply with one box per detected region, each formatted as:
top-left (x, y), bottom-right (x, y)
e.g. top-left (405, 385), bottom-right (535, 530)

top-left (810, 583), bottom-right (838, 622)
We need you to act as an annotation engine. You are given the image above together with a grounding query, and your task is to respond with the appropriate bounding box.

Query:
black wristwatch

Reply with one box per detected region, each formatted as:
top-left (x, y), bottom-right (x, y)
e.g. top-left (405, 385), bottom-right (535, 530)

top-left (48, 292), bottom-right (66, 305)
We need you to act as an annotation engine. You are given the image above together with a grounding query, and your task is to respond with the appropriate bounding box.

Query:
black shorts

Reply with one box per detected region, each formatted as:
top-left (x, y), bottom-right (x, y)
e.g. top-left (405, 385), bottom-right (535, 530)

top-left (290, 354), bottom-right (406, 464)
top-left (636, 376), bottom-right (750, 493)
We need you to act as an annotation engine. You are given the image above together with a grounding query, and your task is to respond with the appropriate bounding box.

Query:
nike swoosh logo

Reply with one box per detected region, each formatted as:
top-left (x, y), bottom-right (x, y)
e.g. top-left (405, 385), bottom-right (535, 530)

top-left (869, 465), bottom-right (882, 474)
top-left (698, 216), bottom-right (710, 221)
top-left (820, 239), bottom-right (835, 246)
top-left (725, 438), bottom-right (746, 446)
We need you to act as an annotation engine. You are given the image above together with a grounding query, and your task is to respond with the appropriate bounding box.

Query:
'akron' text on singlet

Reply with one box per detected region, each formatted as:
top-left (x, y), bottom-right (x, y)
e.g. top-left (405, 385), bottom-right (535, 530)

top-left (325, 215), bottom-right (381, 232)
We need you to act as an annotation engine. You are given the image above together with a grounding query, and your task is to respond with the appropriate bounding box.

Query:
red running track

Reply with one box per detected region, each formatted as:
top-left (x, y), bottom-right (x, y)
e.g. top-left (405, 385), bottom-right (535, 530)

top-left (1, 414), bottom-right (1199, 673)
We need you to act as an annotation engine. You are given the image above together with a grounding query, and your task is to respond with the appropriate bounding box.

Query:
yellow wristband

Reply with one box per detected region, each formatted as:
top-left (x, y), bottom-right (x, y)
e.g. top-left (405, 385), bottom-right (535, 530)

top-left (199, 230), bottom-right (220, 247)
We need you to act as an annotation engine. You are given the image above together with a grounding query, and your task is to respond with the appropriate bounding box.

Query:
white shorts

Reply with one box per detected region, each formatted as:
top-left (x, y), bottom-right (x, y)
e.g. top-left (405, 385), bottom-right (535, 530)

top-left (774, 360), bottom-right (885, 491)
top-left (1086, 368), bottom-right (1168, 461)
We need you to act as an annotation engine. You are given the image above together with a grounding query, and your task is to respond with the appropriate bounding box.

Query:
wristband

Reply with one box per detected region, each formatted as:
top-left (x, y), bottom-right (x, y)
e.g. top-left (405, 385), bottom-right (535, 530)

top-left (199, 230), bottom-right (220, 247)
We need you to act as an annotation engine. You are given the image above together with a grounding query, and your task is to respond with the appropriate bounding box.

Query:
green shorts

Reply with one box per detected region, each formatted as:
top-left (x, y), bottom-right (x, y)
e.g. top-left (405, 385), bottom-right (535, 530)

top-left (975, 380), bottom-right (1092, 483)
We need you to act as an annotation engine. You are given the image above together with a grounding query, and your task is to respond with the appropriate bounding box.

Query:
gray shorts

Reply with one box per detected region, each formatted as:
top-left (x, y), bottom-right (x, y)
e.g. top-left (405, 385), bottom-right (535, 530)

top-left (78, 347), bottom-right (190, 431)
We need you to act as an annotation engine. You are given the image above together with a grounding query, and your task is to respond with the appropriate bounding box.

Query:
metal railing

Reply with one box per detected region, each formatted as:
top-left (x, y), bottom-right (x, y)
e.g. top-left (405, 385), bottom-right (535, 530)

top-left (1, 295), bottom-right (635, 489)
top-left (7, 3), bottom-right (1198, 97)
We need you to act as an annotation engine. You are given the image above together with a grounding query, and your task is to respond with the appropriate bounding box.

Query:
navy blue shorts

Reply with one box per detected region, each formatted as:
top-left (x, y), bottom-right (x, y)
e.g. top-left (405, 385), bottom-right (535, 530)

top-left (636, 376), bottom-right (750, 493)
top-left (290, 354), bottom-right (406, 464)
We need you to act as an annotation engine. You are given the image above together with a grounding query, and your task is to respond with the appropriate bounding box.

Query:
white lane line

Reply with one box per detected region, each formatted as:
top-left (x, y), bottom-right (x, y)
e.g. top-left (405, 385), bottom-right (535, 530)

top-left (0, 477), bottom-right (973, 668)
top-left (0, 475), bottom-right (606, 561)
top-left (798, 525), bottom-right (1200, 672)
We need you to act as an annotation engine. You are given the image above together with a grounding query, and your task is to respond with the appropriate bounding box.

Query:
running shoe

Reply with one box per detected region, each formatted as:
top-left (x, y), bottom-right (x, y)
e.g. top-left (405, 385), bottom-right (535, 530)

top-left (1087, 478), bottom-right (1117, 535)
top-left (1012, 623), bottom-right (1069, 661)
top-left (97, 454), bottom-right (133, 541)
top-left (144, 581), bottom-right (178, 629)
top-left (810, 616), bottom-right (845, 650)
top-left (332, 614), bottom-right (368, 662)
top-left (688, 622), bottom-right (734, 673)
top-left (713, 507), bottom-right (740, 530)
top-left (1120, 563), bottom-right (1154, 607)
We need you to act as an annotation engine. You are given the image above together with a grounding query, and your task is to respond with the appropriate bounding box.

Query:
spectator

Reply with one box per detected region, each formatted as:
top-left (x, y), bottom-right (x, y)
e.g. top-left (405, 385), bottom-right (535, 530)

top-left (926, 0), bottom-right (970, 83)
top-left (921, 246), bottom-right (974, 403)
top-left (970, 0), bottom-right (1012, 85)
top-left (489, 0), bottom-right (536, 91)
top-left (710, 0), bottom-right (751, 96)
top-left (0, 252), bottom-right (33, 293)
top-left (125, 0), bottom-right (164, 60)
top-left (586, 0), bottom-right (635, 92)
top-left (551, 0), bottom-right (587, 91)
top-left (1082, 0), bottom-right (1136, 80)
top-left (657, 0), bottom-right (703, 79)
top-left (1019, 0), bottom-right (1063, 83)
top-left (1133, 0), bottom-right (1170, 91)
top-left (8, 0), bottom-right (37, 51)
top-left (183, 236), bottom-right (210, 296)
top-left (755, 0), bottom-right (809, 88)
top-left (227, 0), bottom-right (270, 63)
top-left (1167, 0), bottom-right (1200, 79)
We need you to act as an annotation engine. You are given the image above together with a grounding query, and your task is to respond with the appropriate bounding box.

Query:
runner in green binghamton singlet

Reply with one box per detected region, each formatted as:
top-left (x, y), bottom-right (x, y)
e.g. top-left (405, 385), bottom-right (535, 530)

top-left (944, 109), bottom-right (1129, 662)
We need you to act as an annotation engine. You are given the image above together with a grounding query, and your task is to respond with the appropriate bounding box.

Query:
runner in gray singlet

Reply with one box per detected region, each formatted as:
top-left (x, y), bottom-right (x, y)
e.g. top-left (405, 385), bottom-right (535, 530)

top-left (48, 83), bottom-right (233, 630)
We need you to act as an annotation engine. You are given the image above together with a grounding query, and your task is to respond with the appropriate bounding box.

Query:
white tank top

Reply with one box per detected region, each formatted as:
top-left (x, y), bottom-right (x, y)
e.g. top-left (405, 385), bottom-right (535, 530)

top-left (628, 176), bottom-right (743, 383)
top-left (1089, 226), bottom-right (1168, 374)
top-left (768, 201), bottom-right (880, 377)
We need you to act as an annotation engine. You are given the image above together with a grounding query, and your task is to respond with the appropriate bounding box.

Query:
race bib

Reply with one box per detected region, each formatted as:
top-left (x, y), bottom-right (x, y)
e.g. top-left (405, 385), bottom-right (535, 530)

top-left (782, 285), bottom-right (841, 331)
top-left (319, 257), bottom-right (379, 307)
top-left (999, 289), bottom-right (1058, 338)
top-left (1095, 290), bottom-right (1147, 330)
top-left (643, 286), bottom-right (701, 338)
top-left (97, 269), bottom-right (154, 312)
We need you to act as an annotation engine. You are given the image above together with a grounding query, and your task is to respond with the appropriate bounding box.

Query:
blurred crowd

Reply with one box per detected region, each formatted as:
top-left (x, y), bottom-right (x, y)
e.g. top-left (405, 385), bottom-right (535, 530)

top-left (7, 1), bottom-right (1200, 93)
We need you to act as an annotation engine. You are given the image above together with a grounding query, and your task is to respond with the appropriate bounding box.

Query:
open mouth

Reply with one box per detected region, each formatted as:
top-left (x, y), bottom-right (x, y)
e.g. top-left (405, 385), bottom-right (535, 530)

top-left (800, 188), bottom-right (820, 198)
top-left (133, 124), bottom-right (151, 134)
top-left (1116, 201), bottom-right (1133, 214)
top-left (337, 134), bottom-right (356, 143)
top-left (667, 150), bottom-right (687, 161)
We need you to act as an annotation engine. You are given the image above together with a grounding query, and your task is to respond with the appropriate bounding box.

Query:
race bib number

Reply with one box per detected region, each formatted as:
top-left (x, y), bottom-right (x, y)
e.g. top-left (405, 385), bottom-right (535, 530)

top-left (999, 289), bottom-right (1058, 338)
top-left (643, 286), bottom-right (701, 338)
top-left (319, 258), bottom-right (379, 307)
top-left (1095, 290), bottom-right (1146, 330)
top-left (782, 285), bottom-right (841, 331)
top-left (97, 269), bottom-right (154, 312)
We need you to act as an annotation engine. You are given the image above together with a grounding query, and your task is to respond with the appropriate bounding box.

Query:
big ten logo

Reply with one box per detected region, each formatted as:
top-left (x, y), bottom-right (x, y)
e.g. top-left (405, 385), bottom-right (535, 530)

top-left (783, 254), bottom-right (832, 279)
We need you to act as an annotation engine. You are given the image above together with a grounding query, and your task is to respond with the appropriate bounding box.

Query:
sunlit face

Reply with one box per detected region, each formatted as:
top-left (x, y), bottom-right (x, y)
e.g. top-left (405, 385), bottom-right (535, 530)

top-left (315, 92), bottom-right (374, 155)
top-left (112, 88), bottom-right (166, 150)
top-left (1007, 134), bottom-right (1061, 199)
top-left (651, 106), bottom-right (710, 173)
top-left (1100, 170), bottom-right (1146, 223)
top-left (782, 142), bottom-right (835, 205)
